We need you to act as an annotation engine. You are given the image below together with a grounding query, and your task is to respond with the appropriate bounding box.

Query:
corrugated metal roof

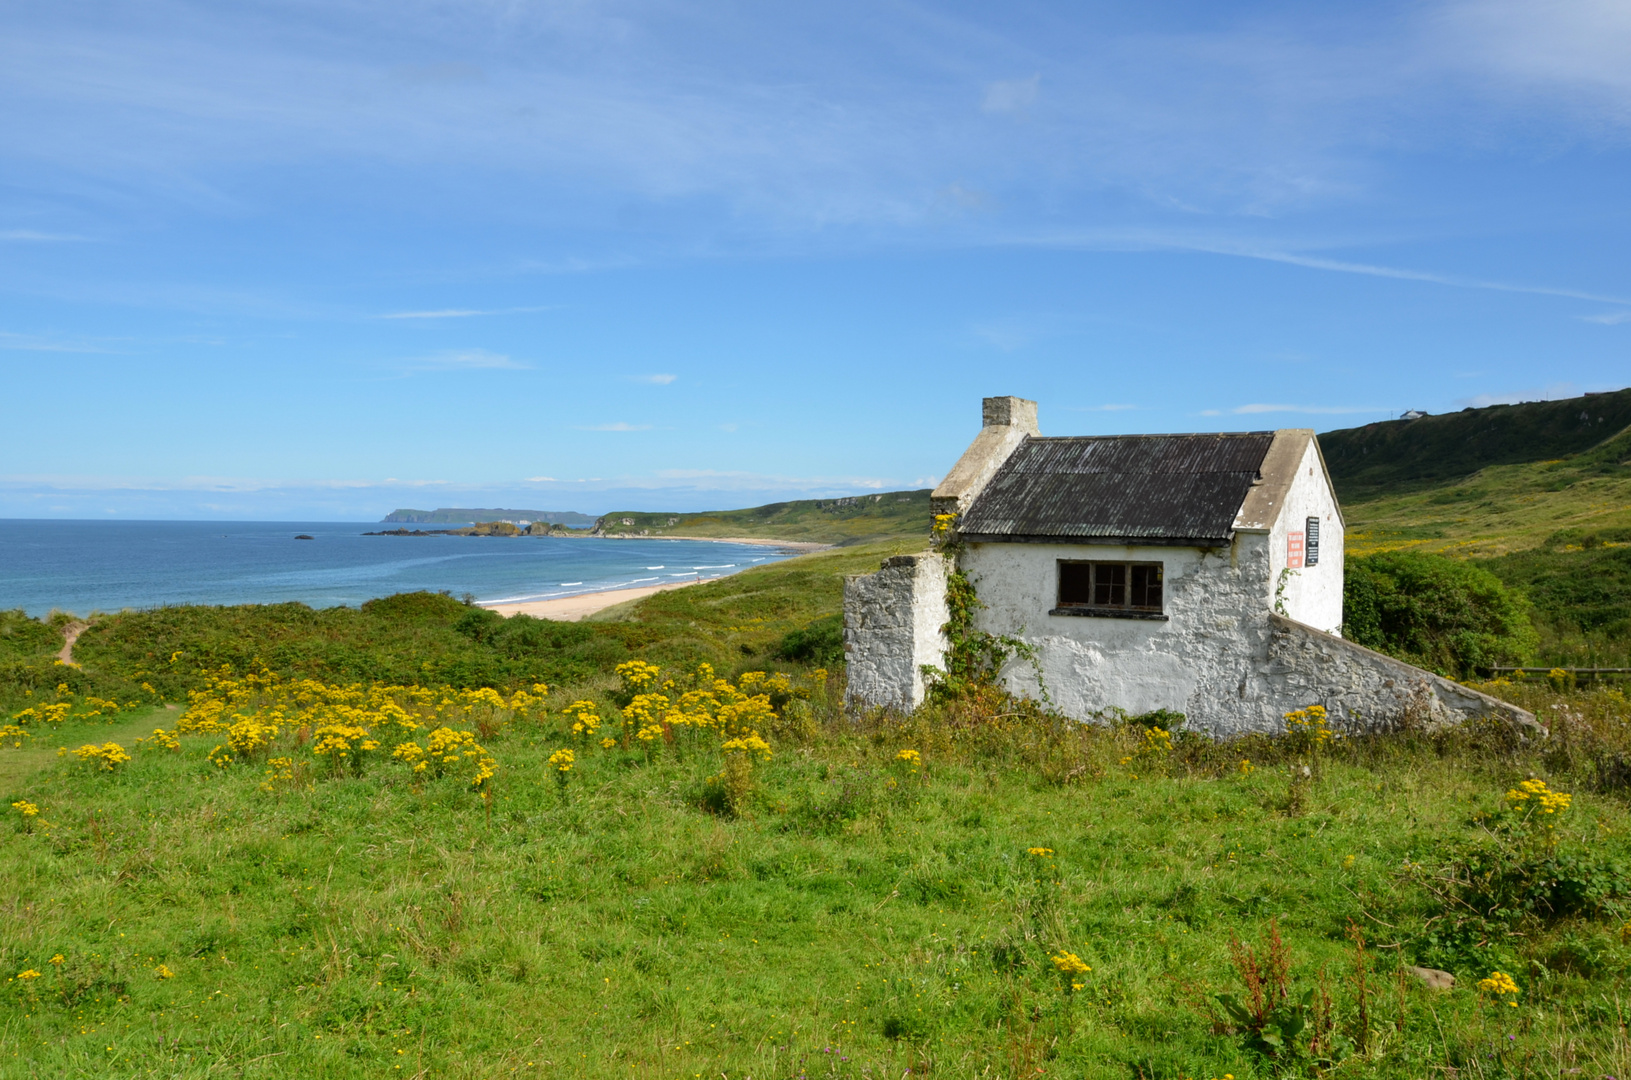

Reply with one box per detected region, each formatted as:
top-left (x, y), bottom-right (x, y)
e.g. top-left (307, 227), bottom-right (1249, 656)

top-left (959, 433), bottom-right (1276, 544)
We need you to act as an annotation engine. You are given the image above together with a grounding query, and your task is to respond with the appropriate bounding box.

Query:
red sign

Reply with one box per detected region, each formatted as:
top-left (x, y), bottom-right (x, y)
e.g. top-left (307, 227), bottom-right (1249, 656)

top-left (1286, 531), bottom-right (1305, 569)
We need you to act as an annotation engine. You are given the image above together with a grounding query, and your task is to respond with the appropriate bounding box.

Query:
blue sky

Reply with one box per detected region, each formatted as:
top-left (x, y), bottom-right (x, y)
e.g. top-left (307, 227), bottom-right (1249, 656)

top-left (2, 0), bottom-right (1628, 520)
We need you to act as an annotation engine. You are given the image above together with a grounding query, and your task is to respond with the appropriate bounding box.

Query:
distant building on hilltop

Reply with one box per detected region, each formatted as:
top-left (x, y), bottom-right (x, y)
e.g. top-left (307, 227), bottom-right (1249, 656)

top-left (843, 396), bottom-right (1532, 736)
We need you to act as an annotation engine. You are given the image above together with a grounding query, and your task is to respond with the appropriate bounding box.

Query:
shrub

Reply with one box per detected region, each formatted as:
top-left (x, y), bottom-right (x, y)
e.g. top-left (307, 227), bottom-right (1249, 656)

top-left (772, 613), bottom-right (844, 665)
top-left (1343, 550), bottom-right (1536, 676)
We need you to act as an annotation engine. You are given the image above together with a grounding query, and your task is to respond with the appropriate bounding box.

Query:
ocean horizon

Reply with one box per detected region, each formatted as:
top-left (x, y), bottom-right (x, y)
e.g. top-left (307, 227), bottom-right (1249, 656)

top-left (0, 519), bottom-right (795, 618)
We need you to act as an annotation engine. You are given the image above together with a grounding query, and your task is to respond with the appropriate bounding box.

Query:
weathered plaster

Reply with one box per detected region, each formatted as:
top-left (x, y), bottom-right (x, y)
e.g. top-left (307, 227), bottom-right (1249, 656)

top-left (963, 536), bottom-right (1274, 731)
top-left (842, 553), bottom-right (950, 711)
top-left (930, 396), bottom-right (1039, 517)
top-left (1265, 435), bottom-right (1345, 635)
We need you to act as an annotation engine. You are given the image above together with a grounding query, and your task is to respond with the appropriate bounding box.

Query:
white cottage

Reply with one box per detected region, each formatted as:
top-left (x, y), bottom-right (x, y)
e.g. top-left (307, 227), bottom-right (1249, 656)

top-left (844, 396), bottom-right (1532, 736)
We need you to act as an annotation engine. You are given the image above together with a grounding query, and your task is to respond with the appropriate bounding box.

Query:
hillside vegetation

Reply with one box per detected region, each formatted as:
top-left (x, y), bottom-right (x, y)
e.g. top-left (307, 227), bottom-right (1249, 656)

top-left (1322, 387), bottom-right (1631, 501)
top-left (1322, 391), bottom-right (1631, 665)
top-left (595, 489), bottom-right (932, 545)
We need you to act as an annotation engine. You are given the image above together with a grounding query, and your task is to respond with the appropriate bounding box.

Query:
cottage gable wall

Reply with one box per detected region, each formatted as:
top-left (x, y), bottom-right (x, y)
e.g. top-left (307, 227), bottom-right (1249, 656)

top-left (963, 537), bottom-right (1271, 729)
top-left (1266, 436), bottom-right (1345, 634)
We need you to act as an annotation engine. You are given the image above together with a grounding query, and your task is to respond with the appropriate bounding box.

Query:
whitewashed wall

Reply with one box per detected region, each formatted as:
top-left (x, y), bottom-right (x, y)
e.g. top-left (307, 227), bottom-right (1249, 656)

top-left (1266, 438), bottom-right (1345, 635)
top-left (961, 536), bottom-right (1276, 733)
top-left (842, 553), bottom-right (950, 711)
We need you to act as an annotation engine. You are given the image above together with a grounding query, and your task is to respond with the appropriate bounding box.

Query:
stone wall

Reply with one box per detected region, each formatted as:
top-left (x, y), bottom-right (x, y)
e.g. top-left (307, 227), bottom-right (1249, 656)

top-left (842, 552), bottom-right (950, 711)
top-left (1260, 613), bottom-right (1539, 735)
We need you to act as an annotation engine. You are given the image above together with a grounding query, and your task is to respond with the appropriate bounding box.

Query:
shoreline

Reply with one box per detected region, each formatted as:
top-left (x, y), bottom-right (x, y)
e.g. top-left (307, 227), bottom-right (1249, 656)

top-left (479, 579), bottom-right (702, 621)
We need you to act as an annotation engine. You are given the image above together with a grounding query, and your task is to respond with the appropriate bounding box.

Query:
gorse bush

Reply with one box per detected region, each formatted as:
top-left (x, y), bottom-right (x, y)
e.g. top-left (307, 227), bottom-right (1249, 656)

top-left (1343, 550), bottom-right (1537, 676)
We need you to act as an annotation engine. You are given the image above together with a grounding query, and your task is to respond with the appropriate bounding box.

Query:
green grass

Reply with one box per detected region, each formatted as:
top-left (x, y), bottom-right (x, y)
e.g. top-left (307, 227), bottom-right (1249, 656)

top-left (595, 489), bottom-right (932, 545)
top-left (5, 682), bottom-right (1631, 1079)
top-left (1340, 422), bottom-right (1631, 562)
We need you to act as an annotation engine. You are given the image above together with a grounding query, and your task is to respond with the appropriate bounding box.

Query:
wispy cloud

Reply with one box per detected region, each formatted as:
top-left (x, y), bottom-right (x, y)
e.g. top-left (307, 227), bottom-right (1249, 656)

top-left (407, 349), bottom-right (528, 372)
top-left (981, 74), bottom-right (1039, 115)
top-left (652, 468), bottom-right (890, 491)
top-left (1, 229), bottom-right (87, 242)
top-left (1204, 403), bottom-right (1387, 416)
top-left (627, 373), bottom-right (678, 385)
top-left (0, 331), bottom-right (108, 353)
top-left (1454, 382), bottom-right (1579, 408)
top-left (576, 422), bottom-right (653, 432)
top-left (379, 306), bottom-right (555, 320)
top-left (1582, 311), bottom-right (1631, 325)
top-left (1212, 247), bottom-right (1631, 306)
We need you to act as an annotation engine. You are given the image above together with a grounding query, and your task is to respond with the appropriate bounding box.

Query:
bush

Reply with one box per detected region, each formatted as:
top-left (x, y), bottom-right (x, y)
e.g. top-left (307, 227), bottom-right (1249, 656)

top-left (772, 613), bottom-right (844, 665)
top-left (1343, 551), bottom-right (1536, 677)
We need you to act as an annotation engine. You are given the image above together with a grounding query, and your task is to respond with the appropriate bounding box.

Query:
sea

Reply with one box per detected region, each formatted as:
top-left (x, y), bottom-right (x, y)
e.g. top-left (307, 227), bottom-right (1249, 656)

top-left (0, 520), bottom-right (797, 618)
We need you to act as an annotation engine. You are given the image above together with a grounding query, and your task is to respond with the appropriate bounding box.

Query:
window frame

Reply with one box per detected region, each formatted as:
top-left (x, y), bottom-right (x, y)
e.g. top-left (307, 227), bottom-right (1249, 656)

top-left (1051, 559), bottom-right (1169, 621)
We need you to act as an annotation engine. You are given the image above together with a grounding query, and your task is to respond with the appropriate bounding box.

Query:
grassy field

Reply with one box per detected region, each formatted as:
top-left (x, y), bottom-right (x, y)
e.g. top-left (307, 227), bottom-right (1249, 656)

top-left (1340, 426), bottom-right (1631, 561)
top-left (5, 669), bottom-right (1631, 1080)
top-left (594, 490), bottom-right (932, 546)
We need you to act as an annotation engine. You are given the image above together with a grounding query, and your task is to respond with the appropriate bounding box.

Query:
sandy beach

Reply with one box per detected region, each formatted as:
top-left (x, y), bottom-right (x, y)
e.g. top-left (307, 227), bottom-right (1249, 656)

top-left (480, 580), bottom-right (701, 621)
top-left (478, 536), bottom-right (829, 620)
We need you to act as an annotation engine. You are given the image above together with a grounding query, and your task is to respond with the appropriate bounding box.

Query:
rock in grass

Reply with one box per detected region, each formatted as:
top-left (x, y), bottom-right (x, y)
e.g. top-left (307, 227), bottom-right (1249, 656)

top-left (1408, 966), bottom-right (1456, 990)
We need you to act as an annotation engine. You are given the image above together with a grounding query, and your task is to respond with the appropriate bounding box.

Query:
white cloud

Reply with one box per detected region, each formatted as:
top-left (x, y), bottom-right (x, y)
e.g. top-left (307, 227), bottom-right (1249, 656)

top-left (379, 306), bottom-right (555, 319)
top-left (981, 74), bottom-right (1039, 115)
top-left (1454, 382), bottom-right (1579, 407)
top-left (0, 331), bottom-right (108, 353)
top-left (526, 476), bottom-right (559, 482)
top-left (1228, 403), bottom-right (1388, 415)
top-left (1435, 0), bottom-right (1631, 119)
top-left (408, 349), bottom-right (528, 371)
top-left (628, 373), bottom-right (678, 385)
top-left (576, 422), bottom-right (653, 431)
top-left (1583, 310), bottom-right (1631, 325)
top-left (0, 229), bottom-right (86, 242)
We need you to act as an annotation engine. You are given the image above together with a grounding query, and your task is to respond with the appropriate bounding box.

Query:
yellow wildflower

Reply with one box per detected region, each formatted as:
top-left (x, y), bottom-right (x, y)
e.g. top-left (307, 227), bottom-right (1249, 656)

top-left (16, 969), bottom-right (42, 981)
top-left (1477, 971), bottom-right (1519, 998)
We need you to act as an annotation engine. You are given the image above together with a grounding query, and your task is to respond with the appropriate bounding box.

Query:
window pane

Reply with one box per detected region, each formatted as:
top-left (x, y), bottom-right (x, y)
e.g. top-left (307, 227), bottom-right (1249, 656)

top-left (1131, 564), bottom-right (1163, 609)
top-left (1058, 562), bottom-right (1092, 605)
top-left (1095, 563), bottom-right (1126, 606)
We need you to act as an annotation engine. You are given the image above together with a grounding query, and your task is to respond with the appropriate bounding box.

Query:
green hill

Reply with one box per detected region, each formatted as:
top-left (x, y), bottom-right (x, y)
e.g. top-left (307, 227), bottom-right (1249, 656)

top-left (594, 488), bottom-right (932, 545)
top-left (1321, 386), bottom-right (1631, 501)
top-left (1324, 392), bottom-right (1631, 664)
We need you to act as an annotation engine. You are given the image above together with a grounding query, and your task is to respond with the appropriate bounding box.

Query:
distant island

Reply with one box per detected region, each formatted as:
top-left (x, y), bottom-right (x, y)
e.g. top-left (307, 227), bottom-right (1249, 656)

top-left (382, 507), bottom-right (597, 527)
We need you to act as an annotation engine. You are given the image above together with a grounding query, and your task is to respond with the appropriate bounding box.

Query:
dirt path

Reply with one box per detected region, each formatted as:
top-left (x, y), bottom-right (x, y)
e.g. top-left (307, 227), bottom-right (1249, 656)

top-left (57, 620), bottom-right (88, 665)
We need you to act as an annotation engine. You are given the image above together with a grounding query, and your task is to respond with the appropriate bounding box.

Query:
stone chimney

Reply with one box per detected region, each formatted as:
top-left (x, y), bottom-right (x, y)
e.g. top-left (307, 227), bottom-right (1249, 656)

top-left (930, 396), bottom-right (1039, 518)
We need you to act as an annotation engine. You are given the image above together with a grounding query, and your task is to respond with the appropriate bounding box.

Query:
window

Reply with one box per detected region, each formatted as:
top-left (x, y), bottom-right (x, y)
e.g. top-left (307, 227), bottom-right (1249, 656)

top-left (1305, 516), bottom-right (1320, 566)
top-left (1055, 560), bottom-right (1165, 619)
